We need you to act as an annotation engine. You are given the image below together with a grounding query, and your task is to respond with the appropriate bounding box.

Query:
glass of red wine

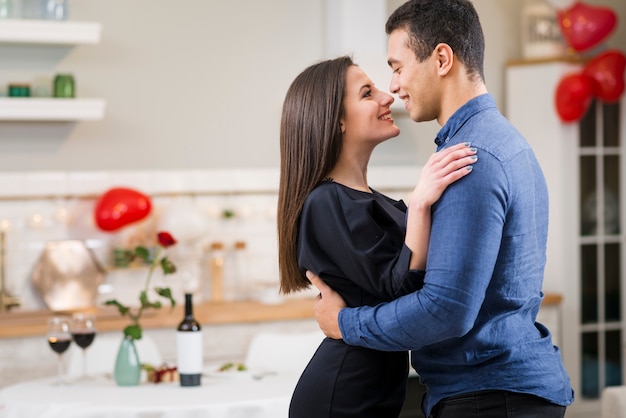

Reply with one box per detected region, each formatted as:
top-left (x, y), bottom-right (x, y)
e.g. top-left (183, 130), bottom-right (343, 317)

top-left (71, 313), bottom-right (97, 380)
top-left (47, 316), bottom-right (72, 385)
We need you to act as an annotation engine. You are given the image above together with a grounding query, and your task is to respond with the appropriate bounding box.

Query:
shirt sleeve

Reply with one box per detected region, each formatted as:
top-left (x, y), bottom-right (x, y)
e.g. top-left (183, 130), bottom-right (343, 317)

top-left (339, 151), bottom-right (507, 350)
top-left (298, 184), bottom-right (424, 303)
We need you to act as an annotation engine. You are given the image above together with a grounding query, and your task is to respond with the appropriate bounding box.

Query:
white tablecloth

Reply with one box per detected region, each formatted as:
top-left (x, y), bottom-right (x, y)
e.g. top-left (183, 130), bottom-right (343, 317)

top-left (0, 372), bottom-right (300, 418)
top-left (602, 386), bottom-right (626, 418)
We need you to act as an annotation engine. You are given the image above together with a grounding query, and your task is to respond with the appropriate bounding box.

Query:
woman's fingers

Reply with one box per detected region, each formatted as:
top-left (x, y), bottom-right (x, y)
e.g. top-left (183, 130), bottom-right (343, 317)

top-left (433, 143), bottom-right (476, 165)
top-left (424, 143), bottom-right (477, 179)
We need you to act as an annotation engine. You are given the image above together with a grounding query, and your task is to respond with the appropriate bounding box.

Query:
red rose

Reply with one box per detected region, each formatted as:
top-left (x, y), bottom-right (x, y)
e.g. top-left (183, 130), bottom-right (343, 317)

top-left (157, 231), bottom-right (177, 247)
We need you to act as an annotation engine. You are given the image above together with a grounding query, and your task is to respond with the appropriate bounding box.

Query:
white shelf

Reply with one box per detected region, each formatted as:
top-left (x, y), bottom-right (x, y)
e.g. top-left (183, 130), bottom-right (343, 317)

top-left (0, 98), bottom-right (106, 121)
top-left (0, 19), bottom-right (101, 45)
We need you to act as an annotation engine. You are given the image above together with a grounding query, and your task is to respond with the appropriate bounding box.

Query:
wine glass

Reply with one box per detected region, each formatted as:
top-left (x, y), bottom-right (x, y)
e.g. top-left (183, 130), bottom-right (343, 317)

top-left (70, 313), bottom-right (97, 380)
top-left (47, 316), bottom-right (72, 385)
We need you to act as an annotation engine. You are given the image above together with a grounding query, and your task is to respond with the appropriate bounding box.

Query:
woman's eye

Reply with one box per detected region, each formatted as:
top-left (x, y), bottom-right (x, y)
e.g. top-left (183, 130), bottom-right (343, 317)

top-left (363, 89), bottom-right (372, 98)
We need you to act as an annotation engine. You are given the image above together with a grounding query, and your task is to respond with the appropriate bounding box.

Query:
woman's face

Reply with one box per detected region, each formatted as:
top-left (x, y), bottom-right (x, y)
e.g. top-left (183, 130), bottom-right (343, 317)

top-left (340, 65), bottom-right (400, 147)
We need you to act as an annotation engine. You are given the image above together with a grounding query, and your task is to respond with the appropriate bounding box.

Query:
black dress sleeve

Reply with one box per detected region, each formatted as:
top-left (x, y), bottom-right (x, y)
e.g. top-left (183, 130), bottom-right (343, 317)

top-left (297, 183), bottom-right (424, 306)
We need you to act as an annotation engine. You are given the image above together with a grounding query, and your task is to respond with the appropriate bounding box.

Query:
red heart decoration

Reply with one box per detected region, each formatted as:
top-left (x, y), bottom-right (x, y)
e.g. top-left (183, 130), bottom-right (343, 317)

top-left (582, 49), bottom-right (626, 103)
top-left (554, 72), bottom-right (594, 123)
top-left (94, 187), bottom-right (152, 232)
top-left (558, 2), bottom-right (617, 52)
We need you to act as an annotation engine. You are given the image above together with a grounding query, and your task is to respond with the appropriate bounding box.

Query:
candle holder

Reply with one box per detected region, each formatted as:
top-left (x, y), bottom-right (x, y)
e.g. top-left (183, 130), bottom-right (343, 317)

top-left (0, 228), bottom-right (20, 312)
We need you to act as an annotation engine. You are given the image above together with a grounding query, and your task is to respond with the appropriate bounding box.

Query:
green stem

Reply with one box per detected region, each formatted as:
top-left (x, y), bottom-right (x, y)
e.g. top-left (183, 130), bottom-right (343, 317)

top-left (129, 311), bottom-right (140, 323)
top-left (117, 246), bottom-right (164, 326)
top-left (144, 246), bottom-right (162, 294)
top-left (130, 246), bottom-right (162, 323)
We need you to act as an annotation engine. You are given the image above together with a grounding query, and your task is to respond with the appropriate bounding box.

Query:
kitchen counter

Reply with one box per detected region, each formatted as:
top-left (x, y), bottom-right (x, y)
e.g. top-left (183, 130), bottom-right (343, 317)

top-left (0, 298), bottom-right (316, 339)
top-left (0, 293), bottom-right (563, 339)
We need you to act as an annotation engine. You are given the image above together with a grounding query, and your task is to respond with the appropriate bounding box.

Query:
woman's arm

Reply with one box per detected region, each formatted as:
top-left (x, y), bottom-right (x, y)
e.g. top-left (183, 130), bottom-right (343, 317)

top-left (406, 143), bottom-right (477, 269)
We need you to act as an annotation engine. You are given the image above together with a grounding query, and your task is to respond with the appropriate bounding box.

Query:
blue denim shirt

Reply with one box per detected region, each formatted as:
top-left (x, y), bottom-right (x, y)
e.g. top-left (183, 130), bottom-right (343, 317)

top-left (338, 94), bottom-right (574, 416)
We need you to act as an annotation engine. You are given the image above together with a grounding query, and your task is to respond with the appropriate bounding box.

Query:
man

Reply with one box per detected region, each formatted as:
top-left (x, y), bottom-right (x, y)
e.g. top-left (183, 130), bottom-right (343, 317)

top-left (307, 1), bottom-right (574, 417)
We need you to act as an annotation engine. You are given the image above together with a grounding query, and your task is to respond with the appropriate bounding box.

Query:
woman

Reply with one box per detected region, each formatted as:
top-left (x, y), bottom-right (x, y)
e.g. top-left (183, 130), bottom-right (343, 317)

top-left (277, 56), bottom-right (476, 417)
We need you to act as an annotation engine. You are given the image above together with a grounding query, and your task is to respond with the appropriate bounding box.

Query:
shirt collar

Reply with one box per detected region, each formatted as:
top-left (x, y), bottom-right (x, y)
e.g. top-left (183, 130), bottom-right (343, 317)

top-left (434, 93), bottom-right (496, 148)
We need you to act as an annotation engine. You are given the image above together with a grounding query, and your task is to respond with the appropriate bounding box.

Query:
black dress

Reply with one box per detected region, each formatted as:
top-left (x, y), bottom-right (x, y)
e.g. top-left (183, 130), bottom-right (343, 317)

top-left (289, 181), bottom-right (424, 418)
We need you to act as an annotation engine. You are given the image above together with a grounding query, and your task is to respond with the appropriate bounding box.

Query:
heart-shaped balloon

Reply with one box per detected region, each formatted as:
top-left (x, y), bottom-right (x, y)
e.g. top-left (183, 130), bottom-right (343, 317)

top-left (558, 2), bottom-right (617, 52)
top-left (94, 187), bottom-right (152, 232)
top-left (555, 72), bottom-right (594, 122)
top-left (582, 49), bottom-right (626, 103)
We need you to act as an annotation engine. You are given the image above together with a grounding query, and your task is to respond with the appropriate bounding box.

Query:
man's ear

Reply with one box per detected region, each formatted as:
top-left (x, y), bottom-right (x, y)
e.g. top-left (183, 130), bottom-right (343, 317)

top-left (434, 43), bottom-right (454, 76)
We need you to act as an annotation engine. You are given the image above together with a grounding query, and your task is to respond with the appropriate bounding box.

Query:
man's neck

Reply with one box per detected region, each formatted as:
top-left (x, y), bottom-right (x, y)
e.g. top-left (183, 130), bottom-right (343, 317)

top-left (438, 75), bottom-right (488, 127)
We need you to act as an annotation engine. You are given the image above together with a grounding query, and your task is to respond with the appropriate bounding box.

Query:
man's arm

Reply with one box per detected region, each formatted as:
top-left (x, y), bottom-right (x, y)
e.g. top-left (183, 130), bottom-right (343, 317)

top-left (306, 145), bottom-right (476, 338)
top-left (308, 149), bottom-right (507, 352)
top-left (307, 271), bottom-right (345, 339)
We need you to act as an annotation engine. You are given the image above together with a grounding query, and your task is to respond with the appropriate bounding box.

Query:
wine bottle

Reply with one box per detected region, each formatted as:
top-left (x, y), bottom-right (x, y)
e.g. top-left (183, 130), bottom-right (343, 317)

top-left (176, 293), bottom-right (203, 386)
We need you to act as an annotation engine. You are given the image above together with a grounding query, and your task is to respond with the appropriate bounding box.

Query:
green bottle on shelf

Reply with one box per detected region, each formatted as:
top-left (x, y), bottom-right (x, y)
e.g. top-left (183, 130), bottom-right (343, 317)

top-left (53, 74), bottom-right (75, 98)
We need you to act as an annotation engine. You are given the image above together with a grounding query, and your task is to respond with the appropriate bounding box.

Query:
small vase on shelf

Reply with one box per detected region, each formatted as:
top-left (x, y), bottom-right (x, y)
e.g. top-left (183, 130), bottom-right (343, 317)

top-left (113, 335), bottom-right (141, 386)
top-left (0, 0), bottom-right (14, 19)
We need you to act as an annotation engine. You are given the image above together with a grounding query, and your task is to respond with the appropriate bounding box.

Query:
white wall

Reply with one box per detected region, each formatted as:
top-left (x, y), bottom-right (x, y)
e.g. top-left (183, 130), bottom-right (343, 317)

top-left (0, 0), bottom-right (324, 171)
top-left (0, 0), bottom-right (623, 171)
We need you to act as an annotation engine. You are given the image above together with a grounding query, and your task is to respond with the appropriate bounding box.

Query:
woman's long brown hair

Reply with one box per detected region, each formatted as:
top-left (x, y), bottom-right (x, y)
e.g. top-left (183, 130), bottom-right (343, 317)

top-left (277, 56), bottom-right (353, 294)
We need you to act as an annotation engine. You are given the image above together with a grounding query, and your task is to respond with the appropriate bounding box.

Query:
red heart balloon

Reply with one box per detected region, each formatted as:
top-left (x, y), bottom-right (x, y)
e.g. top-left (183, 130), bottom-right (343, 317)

top-left (94, 187), bottom-right (152, 232)
top-left (558, 2), bottom-right (617, 52)
top-left (555, 72), bottom-right (594, 123)
top-left (582, 49), bottom-right (626, 103)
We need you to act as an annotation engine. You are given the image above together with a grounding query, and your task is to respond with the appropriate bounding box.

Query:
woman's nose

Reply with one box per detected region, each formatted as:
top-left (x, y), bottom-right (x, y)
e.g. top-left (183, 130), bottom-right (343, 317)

top-left (380, 91), bottom-right (394, 107)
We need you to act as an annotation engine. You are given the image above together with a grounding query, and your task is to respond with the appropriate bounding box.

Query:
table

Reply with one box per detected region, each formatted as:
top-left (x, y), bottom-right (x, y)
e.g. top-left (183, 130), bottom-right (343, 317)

top-left (0, 372), bottom-right (301, 418)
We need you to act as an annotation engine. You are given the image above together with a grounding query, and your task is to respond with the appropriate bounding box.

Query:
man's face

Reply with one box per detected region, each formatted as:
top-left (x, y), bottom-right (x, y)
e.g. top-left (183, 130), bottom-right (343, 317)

top-left (387, 29), bottom-right (440, 123)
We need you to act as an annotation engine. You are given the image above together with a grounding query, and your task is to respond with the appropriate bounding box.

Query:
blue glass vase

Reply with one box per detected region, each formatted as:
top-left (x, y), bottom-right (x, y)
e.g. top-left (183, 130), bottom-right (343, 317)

top-left (114, 336), bottom-right (141, 386)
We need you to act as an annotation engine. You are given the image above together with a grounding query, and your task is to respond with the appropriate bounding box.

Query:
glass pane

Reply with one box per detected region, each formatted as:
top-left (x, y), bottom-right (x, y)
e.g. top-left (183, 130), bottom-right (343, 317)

top-left (603, 101), bottom-right (620, 147)
top-left (606, 330), bottom-right (623, 387)
top-left (580, 99), bottom-right (596, 147)
top-left (604, 156), bottom-right (621, 235)
top-left (580, 156), bottom-right (597, 236)
top-left (581, 244), bottom-right (598, 323)
top-left (582, 331), bottom-right (599, 398)
top-left (605, 243), bottom-right (621, 322)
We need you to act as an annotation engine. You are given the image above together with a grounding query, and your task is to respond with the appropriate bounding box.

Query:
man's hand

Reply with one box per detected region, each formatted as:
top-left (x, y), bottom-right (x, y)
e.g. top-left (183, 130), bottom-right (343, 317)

top-left (306, 271), bottom-right (346, 339)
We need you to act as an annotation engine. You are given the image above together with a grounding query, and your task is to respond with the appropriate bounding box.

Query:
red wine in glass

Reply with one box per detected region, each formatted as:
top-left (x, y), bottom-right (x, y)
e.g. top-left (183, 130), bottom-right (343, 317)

top-left (48, 336), bottom-right (72, 354)
top-left (47, 317), bottom-right (72, 385)
top-left (71, 313), bottom-right (97, 380)
top-left (72, 331), bottom-right (96, 349)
